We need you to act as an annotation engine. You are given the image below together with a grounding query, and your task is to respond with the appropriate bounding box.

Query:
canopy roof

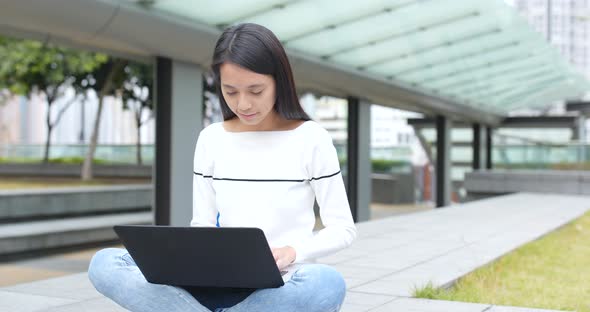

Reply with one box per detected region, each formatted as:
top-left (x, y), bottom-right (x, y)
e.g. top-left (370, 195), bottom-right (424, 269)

top-left (1, 0), bottom-right (588, 125)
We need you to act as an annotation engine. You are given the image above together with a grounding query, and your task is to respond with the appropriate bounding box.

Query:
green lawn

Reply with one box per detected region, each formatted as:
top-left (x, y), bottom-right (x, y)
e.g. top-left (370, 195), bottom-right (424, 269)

top-left (0, 177), bottom-right (150, 189)
top-left (0, 156), bottom-right (111, 164)
top-left (413, 210), bottom-right (590, 312)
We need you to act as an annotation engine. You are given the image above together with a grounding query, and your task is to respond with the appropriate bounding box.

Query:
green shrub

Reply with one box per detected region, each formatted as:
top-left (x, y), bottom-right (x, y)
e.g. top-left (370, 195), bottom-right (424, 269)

top-left (371, 159), bottom-right (410, 173)
top-left (0, 157), bottom-right (109, 165)
top-left (337, 157), bottom-right (411, 173)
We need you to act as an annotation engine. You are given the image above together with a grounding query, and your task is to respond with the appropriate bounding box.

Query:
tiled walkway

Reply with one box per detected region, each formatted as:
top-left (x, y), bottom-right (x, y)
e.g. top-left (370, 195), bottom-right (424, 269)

top-left (1, 193), bottom-right (587, 311)
top-left (0, 203), bottom-right (430, 287)
top-left (0, 245), bottom-right (123, 287)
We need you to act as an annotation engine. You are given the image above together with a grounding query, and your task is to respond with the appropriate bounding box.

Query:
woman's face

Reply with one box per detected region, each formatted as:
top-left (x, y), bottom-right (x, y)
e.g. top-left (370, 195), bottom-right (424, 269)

top-left (219, 62), bottom-right (277, 127)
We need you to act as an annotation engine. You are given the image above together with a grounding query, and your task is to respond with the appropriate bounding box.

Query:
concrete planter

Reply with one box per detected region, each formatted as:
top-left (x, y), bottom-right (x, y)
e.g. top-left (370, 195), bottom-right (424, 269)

top-left (0, 163), bottom-right (151, 178)
top-left (465, 170), bottom-right (590, 200)
top-left (0, 185), bottom-right (152, 221)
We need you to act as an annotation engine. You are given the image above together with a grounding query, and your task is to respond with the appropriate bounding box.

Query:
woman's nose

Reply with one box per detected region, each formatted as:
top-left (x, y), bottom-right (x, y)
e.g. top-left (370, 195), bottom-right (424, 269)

top-left (237, 95), bottom-right (252, 111)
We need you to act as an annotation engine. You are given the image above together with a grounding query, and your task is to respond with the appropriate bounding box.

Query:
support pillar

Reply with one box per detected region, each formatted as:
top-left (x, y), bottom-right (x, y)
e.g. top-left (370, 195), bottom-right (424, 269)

top-left (578, 116), bottom-right (587, 162)
top-left (486, 126), bottom-right (493, 170)
top-left (347, 96), bottom-right (371, 222)
top-left (435, 115), bottom-right (451, 207)
top-left (154, 57), bottom-right (204, 226)
top-left (472, 124), bottom-right (485, 170)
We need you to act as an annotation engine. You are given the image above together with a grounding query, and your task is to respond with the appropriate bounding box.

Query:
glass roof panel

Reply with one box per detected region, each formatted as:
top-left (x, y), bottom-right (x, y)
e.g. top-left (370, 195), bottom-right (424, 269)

top-left (146, 0), bottom-right (590, 114)
top-left (330, 12), bottom-right (495, 68)
top-left (427, 52), bottom-right (556, 90)
top-left (152, 0), bottom-right (289, 25)
top-left (364, 30), bottom-right (531, 74)
top-left (244, 0), bottom-right (415, 42)
top-left (447, 67), bottom-right (557, 98)
top-left (284, 0), bottom-right (482, 56)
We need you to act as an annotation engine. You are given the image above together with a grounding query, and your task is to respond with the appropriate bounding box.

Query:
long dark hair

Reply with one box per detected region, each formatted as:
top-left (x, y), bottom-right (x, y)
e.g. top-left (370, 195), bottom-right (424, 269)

top-left (211, 23), bottom-right (310, 121)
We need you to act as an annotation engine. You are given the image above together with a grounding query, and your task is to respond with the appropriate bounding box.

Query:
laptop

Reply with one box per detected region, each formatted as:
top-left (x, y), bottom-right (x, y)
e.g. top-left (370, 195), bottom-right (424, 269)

top-left (113, 225), bottom-right (294, 289)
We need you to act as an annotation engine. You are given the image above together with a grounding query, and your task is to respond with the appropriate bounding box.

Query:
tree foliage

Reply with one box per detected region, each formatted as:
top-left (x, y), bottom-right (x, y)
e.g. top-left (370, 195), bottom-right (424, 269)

top-left (0, 36), bottom-right (107, 162)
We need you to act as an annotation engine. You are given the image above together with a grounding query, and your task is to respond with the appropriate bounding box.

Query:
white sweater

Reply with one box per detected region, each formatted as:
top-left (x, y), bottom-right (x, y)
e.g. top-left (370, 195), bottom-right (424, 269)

top-left (190, 120), bottom-right (357, 263)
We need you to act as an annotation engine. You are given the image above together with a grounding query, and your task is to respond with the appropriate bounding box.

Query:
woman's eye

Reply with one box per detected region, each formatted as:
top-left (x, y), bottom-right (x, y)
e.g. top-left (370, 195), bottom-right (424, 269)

top-left (225, 91), bottom-right (261, 96)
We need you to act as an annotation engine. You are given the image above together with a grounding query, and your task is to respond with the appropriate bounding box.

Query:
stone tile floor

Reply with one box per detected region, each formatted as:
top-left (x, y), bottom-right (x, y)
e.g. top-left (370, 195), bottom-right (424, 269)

top-left (1, 193), bottom-right (587, 311)
top-left (0, 202), bottom-right (431, 287)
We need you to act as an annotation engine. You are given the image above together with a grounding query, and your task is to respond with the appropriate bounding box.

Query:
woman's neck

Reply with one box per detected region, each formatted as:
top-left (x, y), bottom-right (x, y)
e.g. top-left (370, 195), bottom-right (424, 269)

top-left (225, 112), bottom-right (303, 132)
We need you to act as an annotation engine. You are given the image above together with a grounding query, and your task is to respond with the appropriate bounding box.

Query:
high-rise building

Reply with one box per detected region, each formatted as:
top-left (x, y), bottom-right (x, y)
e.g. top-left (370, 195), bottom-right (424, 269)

top-left (510, 0), bottom-right (590, 140)
top-left (511, 0), bottom-right (590, 78)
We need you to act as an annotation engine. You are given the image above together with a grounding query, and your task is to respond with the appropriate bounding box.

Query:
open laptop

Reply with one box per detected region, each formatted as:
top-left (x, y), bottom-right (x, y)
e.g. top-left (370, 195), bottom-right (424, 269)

top-left (113, 225), bottom-right (294, 289)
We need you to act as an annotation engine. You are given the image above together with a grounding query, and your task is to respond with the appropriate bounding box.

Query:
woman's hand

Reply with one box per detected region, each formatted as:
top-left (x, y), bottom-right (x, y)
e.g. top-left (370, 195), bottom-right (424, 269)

top-left (271, 246), bottom-right (296, 270)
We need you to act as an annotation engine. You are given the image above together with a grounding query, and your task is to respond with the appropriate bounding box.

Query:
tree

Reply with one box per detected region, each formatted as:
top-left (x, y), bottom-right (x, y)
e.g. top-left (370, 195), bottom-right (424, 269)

top-left (0, 36), bottom-right (107, 162)
top-left (121, 63), bottom-right (154, 165)
top-left (0, 80), bottom-right (10, 107)
top-left (80, 59), bottom-right (128, 180)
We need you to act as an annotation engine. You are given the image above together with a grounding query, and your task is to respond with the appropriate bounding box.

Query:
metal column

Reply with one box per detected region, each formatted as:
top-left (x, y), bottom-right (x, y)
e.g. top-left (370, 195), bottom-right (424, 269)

top-left (154, 57), bottom-right (204, 226)
top-left (577, 116), bottom-right (587, 162)
top-left (435, 115), bottom-right (451, 207)
top-left (347, 96), bottom-right (371, 222)
top-left (486, 126), bottom-right (493, 170)
top-left (473, 124), bottom-right (481, 170)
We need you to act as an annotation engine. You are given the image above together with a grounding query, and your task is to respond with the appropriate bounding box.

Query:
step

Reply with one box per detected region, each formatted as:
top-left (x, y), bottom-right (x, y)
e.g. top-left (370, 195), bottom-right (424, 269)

top-left (0, 212), bottom-right (152, 257)
top-left (0, 185), bottom-right (152, 222)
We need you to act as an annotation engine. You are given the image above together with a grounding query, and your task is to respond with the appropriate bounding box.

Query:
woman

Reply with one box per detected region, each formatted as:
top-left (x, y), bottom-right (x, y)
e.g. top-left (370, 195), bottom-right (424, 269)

top-left (88, 23), bottom-right (357, 312)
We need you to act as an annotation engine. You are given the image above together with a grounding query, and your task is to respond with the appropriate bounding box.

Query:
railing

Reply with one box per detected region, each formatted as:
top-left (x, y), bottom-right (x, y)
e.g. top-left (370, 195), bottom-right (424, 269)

top-left (0, 144), bottom-right (155, 165)
top-left (493, 143), bottom-right (590, 166)
top-left (1, 143), bottom-right (588, 170)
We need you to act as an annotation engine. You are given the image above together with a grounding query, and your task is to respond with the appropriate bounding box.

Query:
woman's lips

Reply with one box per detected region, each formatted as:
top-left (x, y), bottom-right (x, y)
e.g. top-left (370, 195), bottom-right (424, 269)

top-left (240, 113), bottom-right (257, 119)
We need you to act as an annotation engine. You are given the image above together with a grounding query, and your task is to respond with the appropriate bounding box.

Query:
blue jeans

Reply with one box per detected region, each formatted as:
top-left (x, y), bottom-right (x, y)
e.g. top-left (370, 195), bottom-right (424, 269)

top-left (88, 248), bottom-right (346, 312)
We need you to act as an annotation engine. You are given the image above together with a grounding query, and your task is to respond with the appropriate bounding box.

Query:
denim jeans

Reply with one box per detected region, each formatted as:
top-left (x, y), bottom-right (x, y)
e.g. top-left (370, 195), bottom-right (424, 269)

top-left (88, 248), bottom-right (346, 312)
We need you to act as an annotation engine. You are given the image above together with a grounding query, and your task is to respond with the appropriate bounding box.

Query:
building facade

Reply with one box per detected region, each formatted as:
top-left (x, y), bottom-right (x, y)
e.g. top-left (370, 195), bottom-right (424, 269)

top-left (512, 0), bottom-right (590, 78)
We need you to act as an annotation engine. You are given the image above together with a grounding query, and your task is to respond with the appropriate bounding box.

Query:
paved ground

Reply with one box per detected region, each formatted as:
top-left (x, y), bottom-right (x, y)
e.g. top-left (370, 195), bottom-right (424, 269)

top-left (0, 202), bottom-right (431, 287)
top-left (0, 245), bottom-right (123, 287)
top-left (0, 193), bottom-right (587, 311)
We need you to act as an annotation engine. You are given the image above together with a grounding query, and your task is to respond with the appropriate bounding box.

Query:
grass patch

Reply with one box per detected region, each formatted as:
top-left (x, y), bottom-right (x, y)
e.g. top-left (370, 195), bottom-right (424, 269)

top-left (0, 157), bottom-right (112, 165)
top-left (412, 282), bottom-right (448, 299)
top-left (0, 177), bottom-right (150, 189)
top-left (413, 211), bottom-right (590, 311)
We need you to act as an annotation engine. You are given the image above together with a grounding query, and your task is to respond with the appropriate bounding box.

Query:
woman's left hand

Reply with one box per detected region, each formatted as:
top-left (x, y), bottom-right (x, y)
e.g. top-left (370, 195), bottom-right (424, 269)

top-left (271, 246), bottom-right (296, 270)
